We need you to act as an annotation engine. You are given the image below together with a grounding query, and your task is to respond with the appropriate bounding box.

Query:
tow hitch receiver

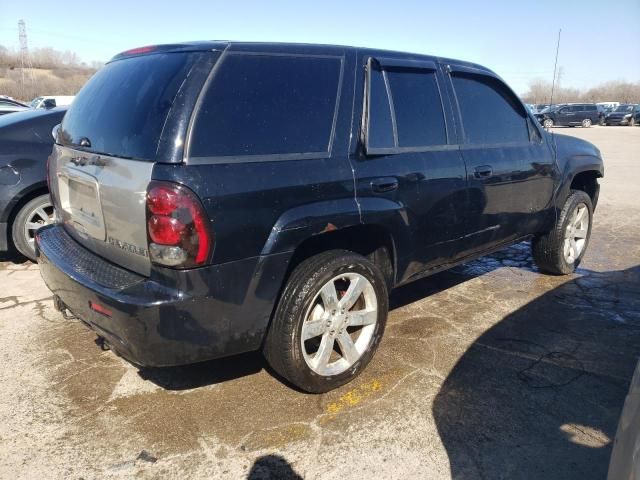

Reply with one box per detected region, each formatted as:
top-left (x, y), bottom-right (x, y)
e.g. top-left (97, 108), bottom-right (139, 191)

top-left (53, 295), bottom-right (76, 320)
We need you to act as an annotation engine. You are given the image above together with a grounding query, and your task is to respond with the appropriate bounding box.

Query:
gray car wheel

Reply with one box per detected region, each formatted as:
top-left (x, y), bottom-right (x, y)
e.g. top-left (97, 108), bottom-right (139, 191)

top-left (11, 194), bottom-right (54, 261)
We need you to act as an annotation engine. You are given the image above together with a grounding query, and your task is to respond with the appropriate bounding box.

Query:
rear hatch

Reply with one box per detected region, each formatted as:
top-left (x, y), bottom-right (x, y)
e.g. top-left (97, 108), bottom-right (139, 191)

top-left (49, 48), bottom-right (218, 276)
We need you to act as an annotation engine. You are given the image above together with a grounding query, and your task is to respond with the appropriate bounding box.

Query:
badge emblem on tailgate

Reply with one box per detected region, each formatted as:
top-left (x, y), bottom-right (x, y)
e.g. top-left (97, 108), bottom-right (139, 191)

top-left (107, 236), bottom-right (148, 257)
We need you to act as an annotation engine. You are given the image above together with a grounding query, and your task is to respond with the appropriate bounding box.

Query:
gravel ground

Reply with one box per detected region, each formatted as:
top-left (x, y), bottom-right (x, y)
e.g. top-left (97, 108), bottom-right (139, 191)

top-left (0, 126), bottom-right (638, 479)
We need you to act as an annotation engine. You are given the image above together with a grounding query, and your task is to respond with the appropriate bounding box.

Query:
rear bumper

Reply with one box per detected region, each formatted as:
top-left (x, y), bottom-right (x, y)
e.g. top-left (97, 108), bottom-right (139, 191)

top-left (36, 224), bottom-right (290, 367)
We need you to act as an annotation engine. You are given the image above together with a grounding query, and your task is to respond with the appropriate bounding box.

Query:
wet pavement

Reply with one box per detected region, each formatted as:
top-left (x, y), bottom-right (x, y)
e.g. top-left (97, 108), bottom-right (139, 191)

top-left (0, 126), bottom-right (639, 479)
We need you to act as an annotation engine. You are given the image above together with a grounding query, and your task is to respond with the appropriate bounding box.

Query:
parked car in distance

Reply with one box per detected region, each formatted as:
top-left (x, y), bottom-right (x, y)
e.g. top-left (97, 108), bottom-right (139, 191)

top-left (0, 96), bottom-right (29, 116)
top-left (29, 96), bottom-right (75, 109)
top-left (596, 101), bottom-right (620, 112)
top-left (532, 103), bottom-right (552, 114)
top-left (605, 104), bottom-right (639, 126)
top-left (37, 42), bottom-right (604, 393)
top-left (0, 107), bottom-right (66, 260)
top-left (535, 103), bottom-right (600, 128)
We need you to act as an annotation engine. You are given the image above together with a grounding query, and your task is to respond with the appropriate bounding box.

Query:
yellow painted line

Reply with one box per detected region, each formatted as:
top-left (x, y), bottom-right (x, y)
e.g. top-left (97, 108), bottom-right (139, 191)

top-left (325, 378), bottom-right (383, 415)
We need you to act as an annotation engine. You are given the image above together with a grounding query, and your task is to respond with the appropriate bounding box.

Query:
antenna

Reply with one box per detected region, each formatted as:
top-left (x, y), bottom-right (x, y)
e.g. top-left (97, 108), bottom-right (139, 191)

top-left (17, 19), bottom-right (34, 100)
top-left (549, 28), bottom-right (561, 106)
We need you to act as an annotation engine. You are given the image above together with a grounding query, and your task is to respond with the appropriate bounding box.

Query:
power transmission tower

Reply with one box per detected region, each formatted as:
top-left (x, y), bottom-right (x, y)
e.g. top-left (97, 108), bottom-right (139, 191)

top-left (18, 19), bottom-right (34, 100)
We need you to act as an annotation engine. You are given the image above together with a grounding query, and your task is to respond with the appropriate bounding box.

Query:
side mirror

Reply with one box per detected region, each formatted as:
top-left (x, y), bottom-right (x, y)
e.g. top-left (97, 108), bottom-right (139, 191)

top-left (43, 99), bottom-right (56, 109)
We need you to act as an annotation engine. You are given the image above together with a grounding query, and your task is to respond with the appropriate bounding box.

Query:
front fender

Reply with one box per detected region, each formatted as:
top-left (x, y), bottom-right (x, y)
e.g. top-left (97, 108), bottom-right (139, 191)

top-left (551, 133), bottom-right (604, 205)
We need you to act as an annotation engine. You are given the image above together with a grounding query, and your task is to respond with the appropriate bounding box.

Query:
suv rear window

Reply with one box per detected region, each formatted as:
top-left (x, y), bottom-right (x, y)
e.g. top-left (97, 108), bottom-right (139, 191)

top-left (189, 53), bottom-right (343, 160)
top-left (59, 52), bottom-right (198, 161)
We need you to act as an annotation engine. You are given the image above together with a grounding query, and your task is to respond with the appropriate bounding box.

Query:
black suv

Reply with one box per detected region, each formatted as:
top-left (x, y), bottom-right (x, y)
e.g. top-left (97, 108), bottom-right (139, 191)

top-left (605, 104), bottom-right (640, 126)
top-left (535, 103), bottom-right (600, 128)
top-left (36, 42), bottom-right (603, 393)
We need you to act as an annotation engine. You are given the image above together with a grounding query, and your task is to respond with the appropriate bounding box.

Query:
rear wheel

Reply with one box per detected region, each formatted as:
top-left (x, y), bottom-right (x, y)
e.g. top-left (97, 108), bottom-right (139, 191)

top-left (582, 118), bottom-right (592, 128)
top-left (264, 250), bottom-right (388, 393)
top-left (11, 194), bottom-right (54, 261)
top-left (543, 118), bottom-right (554, 128)
top-left (532, 190), bottom-right (593, 275)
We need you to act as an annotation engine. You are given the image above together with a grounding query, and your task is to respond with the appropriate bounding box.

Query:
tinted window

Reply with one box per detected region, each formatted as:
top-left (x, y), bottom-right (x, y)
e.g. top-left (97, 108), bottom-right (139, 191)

top-left (570, 105), bottom-right (583, 112)
top-left (585, 105), bottom-right (597, 111)
top-left (190, 54), bottom-right (342, 158)
top-left (452, 73), bottom-right (528, 144)
top-left (60, 52), bottom-right (198, 161)
top-left (367, 67), bottom-right (395, 149)
top-left (386, 69), bottom-right (446, 147)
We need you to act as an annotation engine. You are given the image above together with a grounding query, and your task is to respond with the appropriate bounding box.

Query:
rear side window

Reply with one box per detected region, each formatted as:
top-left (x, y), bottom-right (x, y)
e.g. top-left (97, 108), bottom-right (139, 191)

top-left (367, 67), bottom-right (395, 150)
top-left (386, 70), bottom-right (446, 147)
top-left (189, 53), bottom-right (342, 159)
top-left (452, 73), bottom-right (529, 145)
top-left (366, 64), bottom-right (447, 151)
top-left (60, 53), bottom-right (198, 161)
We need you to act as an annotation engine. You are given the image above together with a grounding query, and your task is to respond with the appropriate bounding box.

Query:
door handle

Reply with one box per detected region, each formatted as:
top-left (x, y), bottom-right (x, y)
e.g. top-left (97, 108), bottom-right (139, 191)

top-left (474, 165), bottom-right (493, 178)
top-left (371, 177), bottom-right (399, 193)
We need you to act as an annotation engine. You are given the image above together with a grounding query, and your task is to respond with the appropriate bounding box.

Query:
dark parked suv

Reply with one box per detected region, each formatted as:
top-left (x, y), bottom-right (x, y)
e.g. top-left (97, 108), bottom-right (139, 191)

top-left (535, 103), bottom-right (600, 128)
top-left (605, 104), bottom-right (640, 126)
top-left (36, 42), bottom-right (604, 393)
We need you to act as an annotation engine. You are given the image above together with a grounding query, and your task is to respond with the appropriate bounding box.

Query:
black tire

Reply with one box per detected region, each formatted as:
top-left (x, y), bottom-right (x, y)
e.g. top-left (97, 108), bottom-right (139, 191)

top-left (264, 250), bottom-right (388, 393)
top-left (11, 194), bottom-right (54, 261)
top-left (532, 190), bottom-right (593, 275)
top-left (581, 118), bottom-right (592, 128)
top-left (543, 119), bottom-right (554, 129)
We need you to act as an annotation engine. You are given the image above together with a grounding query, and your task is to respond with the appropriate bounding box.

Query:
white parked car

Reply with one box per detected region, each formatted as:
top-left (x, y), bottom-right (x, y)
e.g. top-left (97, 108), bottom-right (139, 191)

top-left (29, 96), bottom-right (75, 109)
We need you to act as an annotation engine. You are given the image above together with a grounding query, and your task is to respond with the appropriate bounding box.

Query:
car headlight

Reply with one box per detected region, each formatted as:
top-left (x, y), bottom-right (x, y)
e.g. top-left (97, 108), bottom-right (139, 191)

top-left (624, 114), bottom-right (632, 119)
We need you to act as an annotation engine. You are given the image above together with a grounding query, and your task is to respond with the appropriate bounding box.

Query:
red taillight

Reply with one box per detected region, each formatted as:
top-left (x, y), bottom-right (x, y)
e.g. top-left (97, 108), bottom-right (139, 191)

top-left (146, 181), bottom-right (213, 268)
top-left (147, 185), bottom-right (179, 215)
top-left (148, 215), bottom-right (185, 245)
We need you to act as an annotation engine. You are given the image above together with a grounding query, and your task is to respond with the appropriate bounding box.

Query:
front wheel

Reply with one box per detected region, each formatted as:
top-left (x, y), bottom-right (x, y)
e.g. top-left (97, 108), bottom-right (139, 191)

top-left (543, 118), bottom-right (554, 129)
top-left (11, 194), bottom-right (55, 261)
top-left (264, 250), bottom-right (388, 393)
top-left (532, 190), bottom-right (593, 275)
top-left (582, 118), bottom-right (592, 128)
top-left (631, 117), bottom-right (636, 127)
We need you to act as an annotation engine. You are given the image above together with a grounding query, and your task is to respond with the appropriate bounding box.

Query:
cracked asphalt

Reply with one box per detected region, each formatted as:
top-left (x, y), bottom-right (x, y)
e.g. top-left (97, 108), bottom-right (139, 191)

top-left (1, 126), bottom-right (639, 479)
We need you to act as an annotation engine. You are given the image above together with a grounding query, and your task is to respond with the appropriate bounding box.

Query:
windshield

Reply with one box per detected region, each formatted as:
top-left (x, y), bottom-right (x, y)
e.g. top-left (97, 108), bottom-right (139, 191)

top-left (29, 97), bottom-right (43, 108)
top-left (614, 105), bottom-right (634, 112)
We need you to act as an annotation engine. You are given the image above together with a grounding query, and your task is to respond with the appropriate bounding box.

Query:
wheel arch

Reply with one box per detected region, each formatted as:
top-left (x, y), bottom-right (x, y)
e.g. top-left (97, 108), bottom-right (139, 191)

top-left (3, 181), bottom-right (49, 225)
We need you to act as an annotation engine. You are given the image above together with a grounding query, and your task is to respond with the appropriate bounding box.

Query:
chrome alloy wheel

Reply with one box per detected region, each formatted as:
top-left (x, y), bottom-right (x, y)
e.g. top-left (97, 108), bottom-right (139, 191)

top-left (301, 272), bottom-right (378, 376)
top-left (23, 202), bottom-right (54, 250)
top-left (563, 203), bottom-right (589, 264)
